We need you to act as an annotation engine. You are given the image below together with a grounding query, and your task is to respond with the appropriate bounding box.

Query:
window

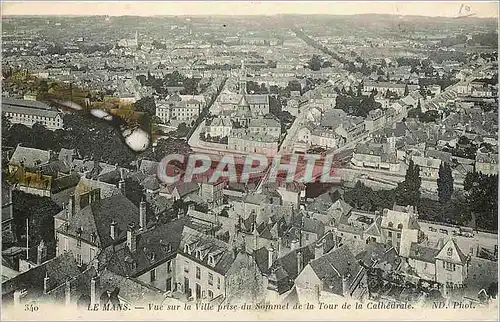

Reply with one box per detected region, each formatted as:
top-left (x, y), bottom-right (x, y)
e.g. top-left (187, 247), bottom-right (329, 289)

top-left (208, 290), bottom-right (213, 299)
top-left (76, 253), bottom-right (82, 265)
top-left (150, 268), bottom-right (156, 282)
top-left (424, 263), bottom-right (428, 269)
top-left (444, 261), bottom-right (456, 271)
top-left (64, 237), bottom-right (69, 251)
top-left (184, 245), bottom-right (190, 254)
top-left (184, 261), bottom-right (189, 273)
top-left (388, 231), bottom-right (393, 238)
top-left (167, 261), bottom-right (172, 274)
top-left (208, 273), bottom-right (213, 285)
top-left (396, 233), bottom-right (401, 239)
top-left (397, 223), bottom-right (403, 230)
top-left (388, 222), bottom-right (393, 228)
top-left (77, 239), bottom-right (82, 248)
top-left (447, 248), bottom-right (453, 256)
top-left (196, 267), bottom-right (201, 279)
top-left (217, 277), bottom-right (221, 290)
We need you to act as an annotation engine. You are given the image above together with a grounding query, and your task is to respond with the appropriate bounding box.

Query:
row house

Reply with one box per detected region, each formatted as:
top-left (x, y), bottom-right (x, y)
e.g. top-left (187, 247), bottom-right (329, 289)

top-left (156, 93), bottom-right (206, 123)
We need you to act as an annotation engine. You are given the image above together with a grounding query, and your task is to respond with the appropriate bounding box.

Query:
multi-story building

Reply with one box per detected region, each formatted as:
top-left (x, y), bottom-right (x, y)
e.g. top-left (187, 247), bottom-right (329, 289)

top-left (156, 94), bottom-right (206, 123)
top-left (248, 118), bottom-right (281, 139)
top-left (199, 181), bottom-right (224, 207)
top-left (54, 190), bottom-right (143, 266)
top-left (2, 97), bottom-right (64, 130)
top-left (475, 150), bottom-right (498, 176)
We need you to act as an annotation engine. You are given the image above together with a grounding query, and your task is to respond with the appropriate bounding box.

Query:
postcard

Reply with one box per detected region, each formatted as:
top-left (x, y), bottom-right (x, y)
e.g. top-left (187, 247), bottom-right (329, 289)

top-left (1, 1), bottom-right (498, 321)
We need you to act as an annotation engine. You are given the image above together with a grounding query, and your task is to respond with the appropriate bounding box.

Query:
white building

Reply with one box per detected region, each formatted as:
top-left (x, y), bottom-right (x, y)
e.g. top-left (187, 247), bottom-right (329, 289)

top-left (2, 97), bottom-right (64, 130)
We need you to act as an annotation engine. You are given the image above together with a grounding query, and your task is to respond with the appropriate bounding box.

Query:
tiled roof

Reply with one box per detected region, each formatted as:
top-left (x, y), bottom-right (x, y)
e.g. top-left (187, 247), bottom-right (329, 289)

top-left (309, 245), bottom-right (363, 296)
top-left (9, 146), bottom-right (51, 168)
top-left (179, 226), bottom-right (237, 275)
top-left (99, 217), bottom-right (189, 277)
top-left (408, 243), bottom-right (439, 263)
top-left (2, 252), bottom-right (80, 297)
top-left (57, 194), bottom-right (139, 248)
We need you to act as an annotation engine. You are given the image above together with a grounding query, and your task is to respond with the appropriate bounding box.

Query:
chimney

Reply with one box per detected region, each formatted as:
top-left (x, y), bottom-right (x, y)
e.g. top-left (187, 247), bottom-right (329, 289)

top-left (110, 220), bottom-right (117, 240)
top-left (139, 199), bottom-right (147, 230)
top-left (291, 238), bottom-right (300, 251)
top-left (89, 188), bottom-right (101, 204)
top-left (90, 275), bottom-right (99, 307)
top-left (313, 283), bottom-right (320, 304)
top-left (297, 250), bottom-right (303, 273)
top-left (315, 239), bottom-right (325, 259)
top-left (67, 194), bottom-right (75, 220)
top-left (268, 246), bottom-right (274, 270)
top-left (126, 223), bottom-right (137, 253)
top-left (13, 289), bottom-right (27, 308)
top-left (119, 168), bottom-right (126, 194)
top-left (37, 240), bottom-right (47, 265)
top-left (43, 272), bottom-right (50, 294)
top-left (65, 278), bottom-right (71, 307)
top-left (342, 275), bottom-right (350, 297)
top-left (119, 179), bottom-right (126, 195)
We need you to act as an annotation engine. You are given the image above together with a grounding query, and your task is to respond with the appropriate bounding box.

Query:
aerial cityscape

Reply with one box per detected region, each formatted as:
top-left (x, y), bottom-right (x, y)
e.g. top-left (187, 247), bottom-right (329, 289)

top-left (1, 2), bottom-right (498, 317)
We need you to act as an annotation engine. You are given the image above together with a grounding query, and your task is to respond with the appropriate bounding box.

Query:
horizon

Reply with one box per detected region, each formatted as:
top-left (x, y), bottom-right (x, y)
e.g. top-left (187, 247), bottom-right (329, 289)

top-left (2, 1), bottom-right (499, 18)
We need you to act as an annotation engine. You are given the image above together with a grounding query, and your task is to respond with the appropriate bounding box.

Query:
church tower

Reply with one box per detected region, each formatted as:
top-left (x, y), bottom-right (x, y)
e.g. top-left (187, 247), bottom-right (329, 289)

top-left (239, 60), bottom-right (247, 95)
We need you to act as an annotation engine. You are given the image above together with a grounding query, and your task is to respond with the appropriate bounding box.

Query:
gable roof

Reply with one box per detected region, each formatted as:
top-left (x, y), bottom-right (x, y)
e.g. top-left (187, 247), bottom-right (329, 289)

top-left (2, 252), bottom-right (80, 297)
top-left (99, 217), bottom-right (190, 277)
top-left (57, 194), bottom-right (139, 248)
top-left (9, 146), bottom-right (51, 168)
top-left (435, 238), bottom-right (467, 265)
top-left (308, 245), bottom-right (363, 296)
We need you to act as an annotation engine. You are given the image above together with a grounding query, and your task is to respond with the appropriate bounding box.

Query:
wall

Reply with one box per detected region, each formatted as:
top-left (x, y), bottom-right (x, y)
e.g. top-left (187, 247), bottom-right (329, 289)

top-left (55, 232), bottom-right (99, 265)
top-left (136, 258), bottom-right (175, 292)
top-left (408, 258), bottom-right (436, 281)
top-left (224, 251), bottom-right (265, 305)
top-left (175, 253), bottom-right (225, 301)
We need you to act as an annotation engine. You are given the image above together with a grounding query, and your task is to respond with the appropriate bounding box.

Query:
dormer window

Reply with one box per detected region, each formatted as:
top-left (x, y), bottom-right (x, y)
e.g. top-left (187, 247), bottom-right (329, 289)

top-left (184, 245), bottom-right (190, 254)
top-left (90, 233), bottom-right (97, 244)
top-left (447, 247), bottom-right (453, 256)
top-left (208, 255), bottom-right (215, 266)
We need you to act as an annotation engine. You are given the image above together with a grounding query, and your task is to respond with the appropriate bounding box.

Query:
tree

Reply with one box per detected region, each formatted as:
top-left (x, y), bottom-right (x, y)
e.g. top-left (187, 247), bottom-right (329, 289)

top-left (175, 122), bottom-right (190, 138)
top-left (12, 191), bottom-right (61, 257)
top-left (396, 160), bottom-right (421, 206)
top-left (133, 97), bottom-right (156, 116)
top-left (437, 162), bottom-right (454, 203)
top-left (307, 54), bottom-right (322, 71)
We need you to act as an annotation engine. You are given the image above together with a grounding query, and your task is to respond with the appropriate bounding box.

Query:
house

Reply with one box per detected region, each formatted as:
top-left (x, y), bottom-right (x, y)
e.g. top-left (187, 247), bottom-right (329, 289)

top-left (2, 97), bottom-right (64, 130)
top-left (177, 226), bottom-right (264, 303)
top-left (248, 118), bottom-right (281, 139)
top-left (351, 142), bottom-right (400, 172)
top-left (411, 155), bottom-right (442, 179)
top-left (54, 192), bottom-right (145, 266)
top-left (156, 94), bottom-right (206, 123)
top-left (406, 238), bottom-right (470, 289)
top-left (205, 118), bottom-right (233, 138)
top-left (475, 150), bottom-right (498, 176)
top-left (199, 181), bottom-right (224, 207)
top-left (9, 146), bottom-right (51, 170)
top-left (160, 182), bottom-right (200, 201)
top-left (293, 245), bottom-right (368, 303)
top-left (380, 205), bottom-right (421, 251)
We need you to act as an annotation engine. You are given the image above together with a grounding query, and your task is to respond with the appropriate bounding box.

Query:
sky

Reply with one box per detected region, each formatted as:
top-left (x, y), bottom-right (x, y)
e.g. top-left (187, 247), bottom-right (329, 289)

top-left (1, 1), bottom-right (498, 18)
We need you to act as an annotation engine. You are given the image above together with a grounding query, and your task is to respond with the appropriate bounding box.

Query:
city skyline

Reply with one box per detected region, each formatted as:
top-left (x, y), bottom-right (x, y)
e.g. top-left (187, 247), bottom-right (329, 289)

top-left (2, 1), bottom-right (499, 18)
